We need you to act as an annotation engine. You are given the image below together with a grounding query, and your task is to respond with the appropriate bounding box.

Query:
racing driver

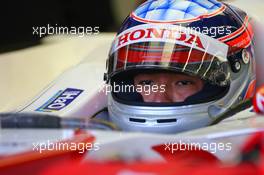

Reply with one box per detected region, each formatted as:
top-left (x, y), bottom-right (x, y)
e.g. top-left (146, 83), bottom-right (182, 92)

top-left (90, 0), bottom-right (256, 134)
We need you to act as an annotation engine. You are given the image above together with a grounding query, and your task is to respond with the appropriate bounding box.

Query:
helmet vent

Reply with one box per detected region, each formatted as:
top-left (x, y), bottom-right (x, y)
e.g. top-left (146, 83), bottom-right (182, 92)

top-left (129, 118), bottom-right (146, 123)
top-left (157, 119), bottom-right (177, 123)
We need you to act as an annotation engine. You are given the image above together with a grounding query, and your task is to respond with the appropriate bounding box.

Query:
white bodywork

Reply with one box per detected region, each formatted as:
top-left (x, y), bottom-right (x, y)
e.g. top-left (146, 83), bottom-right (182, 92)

top-left (0, 0), bottom-right (264, 163)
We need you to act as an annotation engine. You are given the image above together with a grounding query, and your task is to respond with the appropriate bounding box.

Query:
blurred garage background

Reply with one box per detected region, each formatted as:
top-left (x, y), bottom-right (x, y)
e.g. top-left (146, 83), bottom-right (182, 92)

top-left (0, 0), bottom-right (145, 53)
top-left (0, 0), bottom-right (144, 112)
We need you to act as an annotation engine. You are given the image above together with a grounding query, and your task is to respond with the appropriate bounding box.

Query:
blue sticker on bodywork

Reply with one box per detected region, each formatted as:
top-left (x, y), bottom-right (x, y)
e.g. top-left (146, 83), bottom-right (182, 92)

top-left (36, 88), bottom-right (83, 112)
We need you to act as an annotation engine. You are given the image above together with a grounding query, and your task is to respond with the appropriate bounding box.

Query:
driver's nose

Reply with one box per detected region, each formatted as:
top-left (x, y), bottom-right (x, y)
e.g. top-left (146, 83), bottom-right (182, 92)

top-left (152, 87), bottom-right (173, 103)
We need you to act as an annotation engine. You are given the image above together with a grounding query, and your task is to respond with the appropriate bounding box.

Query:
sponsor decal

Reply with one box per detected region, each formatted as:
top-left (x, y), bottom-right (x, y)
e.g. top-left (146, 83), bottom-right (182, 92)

top-left (111, 24), bottom-right (228, 61)
top-left (36, 88), bottom-right (83, 112)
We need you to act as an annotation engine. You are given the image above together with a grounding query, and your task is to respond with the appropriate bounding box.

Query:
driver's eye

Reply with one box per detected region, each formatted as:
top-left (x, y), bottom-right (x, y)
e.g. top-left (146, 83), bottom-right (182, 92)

top-left (138, 80), bottom-right (154, 86)
top-left (175, 80), bottom-right (193, 86)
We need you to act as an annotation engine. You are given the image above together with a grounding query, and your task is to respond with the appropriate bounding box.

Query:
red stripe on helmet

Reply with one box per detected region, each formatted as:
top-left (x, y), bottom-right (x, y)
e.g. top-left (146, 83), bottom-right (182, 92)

top-left (244, 79), bottom-right (256, 100)
top-left (219, 16), bottom-right (250, 42)
top-left (219, 16), bottom-right (254, 51)
top-left (225, 22), bottom-right (254, 51)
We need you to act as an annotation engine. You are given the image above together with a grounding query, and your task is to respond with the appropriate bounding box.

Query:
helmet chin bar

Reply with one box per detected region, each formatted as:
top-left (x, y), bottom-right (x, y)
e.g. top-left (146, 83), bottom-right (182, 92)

top-left (108, 95), bottom-right (214, 134)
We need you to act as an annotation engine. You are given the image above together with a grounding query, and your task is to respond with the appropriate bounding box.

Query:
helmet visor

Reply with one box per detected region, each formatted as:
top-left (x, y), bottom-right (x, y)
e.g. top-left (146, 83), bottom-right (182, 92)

top-left (107, 24), bottom-right (230, 86)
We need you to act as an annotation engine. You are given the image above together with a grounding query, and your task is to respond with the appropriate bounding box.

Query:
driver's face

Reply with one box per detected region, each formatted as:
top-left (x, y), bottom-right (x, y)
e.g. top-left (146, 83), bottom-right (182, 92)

top-left (134, 73), bottom-right (204, 103)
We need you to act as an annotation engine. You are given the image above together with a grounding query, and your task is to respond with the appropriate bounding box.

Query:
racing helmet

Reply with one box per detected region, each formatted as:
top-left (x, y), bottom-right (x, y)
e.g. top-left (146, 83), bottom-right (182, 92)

top-left (104, 0), bottom-right (256, 133)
